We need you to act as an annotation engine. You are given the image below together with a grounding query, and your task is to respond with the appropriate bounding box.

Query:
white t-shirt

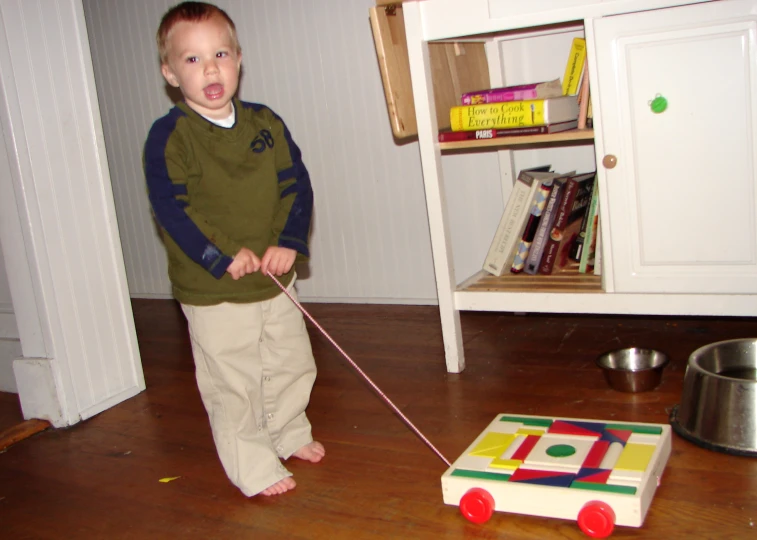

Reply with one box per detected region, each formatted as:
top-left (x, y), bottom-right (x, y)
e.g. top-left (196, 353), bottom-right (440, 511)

top-left (202, 103), bottom-right (236, 128)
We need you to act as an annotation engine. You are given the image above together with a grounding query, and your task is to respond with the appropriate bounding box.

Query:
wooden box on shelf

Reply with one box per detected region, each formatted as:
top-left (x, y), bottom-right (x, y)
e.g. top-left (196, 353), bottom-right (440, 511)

top-left (369, 2), bottom-right (490, 139)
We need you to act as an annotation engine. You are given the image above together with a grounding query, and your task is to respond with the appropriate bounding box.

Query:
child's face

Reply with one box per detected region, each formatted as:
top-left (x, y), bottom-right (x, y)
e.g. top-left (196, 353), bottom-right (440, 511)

top-left (161, 15), bottom-right (241, 119)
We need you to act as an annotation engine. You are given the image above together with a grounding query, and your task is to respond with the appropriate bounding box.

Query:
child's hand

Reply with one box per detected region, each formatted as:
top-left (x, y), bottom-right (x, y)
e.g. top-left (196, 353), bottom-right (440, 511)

top-left (226, 247), bottom-right (260, 280)
top-left (260, 246), bottom-right (296, 277)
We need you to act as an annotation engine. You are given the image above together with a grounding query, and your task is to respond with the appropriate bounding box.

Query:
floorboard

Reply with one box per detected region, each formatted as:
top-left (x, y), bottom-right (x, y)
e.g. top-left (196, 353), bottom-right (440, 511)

top-left (1, 299), bottom-right (756, 539)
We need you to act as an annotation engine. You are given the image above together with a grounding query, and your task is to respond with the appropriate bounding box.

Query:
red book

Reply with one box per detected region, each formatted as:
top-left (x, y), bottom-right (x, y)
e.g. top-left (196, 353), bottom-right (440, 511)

top-left (539, 172), bottom-right (596, 274)
top-left (438, 120), bottom-right (578, 143)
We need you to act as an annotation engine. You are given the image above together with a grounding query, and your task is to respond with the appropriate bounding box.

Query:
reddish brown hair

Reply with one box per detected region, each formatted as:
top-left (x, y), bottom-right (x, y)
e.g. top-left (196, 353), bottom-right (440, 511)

top-left (157, 2), bottom-right (241, 63)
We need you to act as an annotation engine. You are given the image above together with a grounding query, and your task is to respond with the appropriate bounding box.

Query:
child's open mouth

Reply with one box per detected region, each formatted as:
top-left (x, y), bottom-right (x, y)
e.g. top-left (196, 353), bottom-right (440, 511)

top-left (204, 83), bottom-right (224, 100)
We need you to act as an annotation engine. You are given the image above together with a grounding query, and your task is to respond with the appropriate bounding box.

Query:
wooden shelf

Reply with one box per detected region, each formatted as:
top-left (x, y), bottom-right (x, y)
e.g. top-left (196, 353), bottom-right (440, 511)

top-left (459, 269), bottom-right (602, 294)
top-left (439, 128), bottom-right (594, 151)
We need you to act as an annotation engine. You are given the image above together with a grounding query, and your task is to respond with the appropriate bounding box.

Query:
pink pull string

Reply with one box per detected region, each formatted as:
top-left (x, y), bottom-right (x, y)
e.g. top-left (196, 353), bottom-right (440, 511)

top-left (268, 272), bottom-right (451, 467)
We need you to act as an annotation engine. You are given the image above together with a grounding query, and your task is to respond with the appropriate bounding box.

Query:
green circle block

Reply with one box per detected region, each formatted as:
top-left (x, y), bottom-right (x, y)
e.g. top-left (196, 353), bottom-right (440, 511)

top-left (546, 444), bottom-right (576, 457)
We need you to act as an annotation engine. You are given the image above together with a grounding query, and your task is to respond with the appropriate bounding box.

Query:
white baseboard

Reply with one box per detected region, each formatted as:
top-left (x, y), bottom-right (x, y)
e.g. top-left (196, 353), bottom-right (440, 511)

top-left (296, 296), bottom-right (438, 306)
top-left (128, 293), bottom-right (439, 306)
top-left (14, 357), bottom-right (64, 425)
top-left (0, 338), bottom-right (22, 392)
top-left (128, 292), bottom-right (174, 300)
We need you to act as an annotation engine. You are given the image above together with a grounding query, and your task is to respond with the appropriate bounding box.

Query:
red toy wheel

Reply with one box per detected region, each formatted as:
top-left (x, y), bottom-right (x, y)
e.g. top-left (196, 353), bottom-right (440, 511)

top-left (459, 487), bottom-right (495, 524)
top-left (578, 500), bottom-right (616, 538)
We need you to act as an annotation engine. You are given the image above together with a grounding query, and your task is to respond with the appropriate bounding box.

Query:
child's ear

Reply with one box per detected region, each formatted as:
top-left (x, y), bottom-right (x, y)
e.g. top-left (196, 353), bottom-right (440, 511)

top-left (161, 64), bottom-right (180, 88)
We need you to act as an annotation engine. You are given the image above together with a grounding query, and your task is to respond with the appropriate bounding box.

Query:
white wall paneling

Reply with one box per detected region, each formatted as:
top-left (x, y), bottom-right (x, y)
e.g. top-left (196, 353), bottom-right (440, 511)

top-left (0, 59), bottom-right (27, 395)
top-left (0, 235), bottom-right (11, 316)
top-left (0, 238), bottom-right (20, 392)
top-left (82, 0), bottom-right (441, 303)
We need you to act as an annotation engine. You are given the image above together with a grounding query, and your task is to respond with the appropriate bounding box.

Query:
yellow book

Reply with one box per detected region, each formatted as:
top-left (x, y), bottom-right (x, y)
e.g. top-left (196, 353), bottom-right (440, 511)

top-left (562, 37), bottom-right (587, 95)
top-left (449, 96), bottom-right (578, 132)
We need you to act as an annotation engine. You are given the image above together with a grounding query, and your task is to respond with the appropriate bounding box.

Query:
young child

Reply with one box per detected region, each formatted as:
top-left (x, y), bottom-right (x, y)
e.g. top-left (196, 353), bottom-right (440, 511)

top-left (144, 1), bottom-right (324, 497)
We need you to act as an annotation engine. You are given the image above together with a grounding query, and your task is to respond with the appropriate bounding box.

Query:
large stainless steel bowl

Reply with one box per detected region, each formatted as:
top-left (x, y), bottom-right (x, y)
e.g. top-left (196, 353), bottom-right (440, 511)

top-left (670, 338), bottom-right (757, 456)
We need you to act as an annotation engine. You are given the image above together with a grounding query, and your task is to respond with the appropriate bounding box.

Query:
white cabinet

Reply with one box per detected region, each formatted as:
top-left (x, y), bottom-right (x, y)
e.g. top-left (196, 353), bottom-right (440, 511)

top-left (401, 0), bottom-right (757, 373)
top-left (594, 0), bottom-right (757, 294)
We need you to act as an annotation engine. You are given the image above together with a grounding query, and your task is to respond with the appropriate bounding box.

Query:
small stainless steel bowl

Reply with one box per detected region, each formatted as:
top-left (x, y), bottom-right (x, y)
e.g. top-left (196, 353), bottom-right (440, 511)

top-left (670, 338), bottom-right (757, 456)
top-left (596, 347), bottom-right (669, 392)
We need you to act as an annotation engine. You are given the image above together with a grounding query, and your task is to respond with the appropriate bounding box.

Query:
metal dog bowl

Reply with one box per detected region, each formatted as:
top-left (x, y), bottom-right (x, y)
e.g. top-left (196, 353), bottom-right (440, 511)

top-left (670, 338), bottom-right (757, 457)
top-left (596, 347), bottom-right (669, 393)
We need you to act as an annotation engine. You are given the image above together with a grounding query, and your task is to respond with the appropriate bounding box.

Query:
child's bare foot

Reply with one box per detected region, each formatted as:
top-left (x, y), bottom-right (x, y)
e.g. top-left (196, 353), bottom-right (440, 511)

top-left (260, 476), bottom-right (296, 496)
top-left (292, 441), bottom-right (325, 463)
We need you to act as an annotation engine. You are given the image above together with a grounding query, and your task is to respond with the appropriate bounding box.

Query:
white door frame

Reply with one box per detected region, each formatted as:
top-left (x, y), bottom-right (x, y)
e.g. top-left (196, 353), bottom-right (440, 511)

top-left (0, 0), bottom-right (145, 427)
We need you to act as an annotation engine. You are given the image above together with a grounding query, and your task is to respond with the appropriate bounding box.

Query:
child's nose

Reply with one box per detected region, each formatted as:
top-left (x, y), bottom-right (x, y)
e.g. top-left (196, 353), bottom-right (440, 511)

top-left (204, 60), bottom-right (219, 75)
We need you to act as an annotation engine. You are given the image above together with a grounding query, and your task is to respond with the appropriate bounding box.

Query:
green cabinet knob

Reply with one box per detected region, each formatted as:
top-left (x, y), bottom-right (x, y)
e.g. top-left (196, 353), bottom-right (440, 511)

top-left (650, 94), bottom-right (668, 114)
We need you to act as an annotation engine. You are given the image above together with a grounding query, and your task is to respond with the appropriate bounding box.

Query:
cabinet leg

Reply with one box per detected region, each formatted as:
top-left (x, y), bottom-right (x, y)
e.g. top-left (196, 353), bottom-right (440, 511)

top-left (403, 2), bottom-right (466, 373)
top-left (438, 301), bottom-right (464, 373)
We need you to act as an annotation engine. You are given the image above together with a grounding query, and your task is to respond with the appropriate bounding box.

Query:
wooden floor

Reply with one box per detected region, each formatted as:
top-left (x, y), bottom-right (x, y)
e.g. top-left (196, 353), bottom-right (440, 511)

top-left (2, 299), bottom-right (757, 539)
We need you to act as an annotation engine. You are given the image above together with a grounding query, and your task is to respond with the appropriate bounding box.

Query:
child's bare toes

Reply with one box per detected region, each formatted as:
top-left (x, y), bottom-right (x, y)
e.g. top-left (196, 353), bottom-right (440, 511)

top-left (260, 476), bottom-right (296, 496)
top-left (292, 441), bottom-right (325, 463)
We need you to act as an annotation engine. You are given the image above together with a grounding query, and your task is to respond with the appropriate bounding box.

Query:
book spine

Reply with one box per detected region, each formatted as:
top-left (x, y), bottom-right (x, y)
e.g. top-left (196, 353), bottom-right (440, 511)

top-left (586, 95), bottom-right (593, 128)
top-left (462, 87), bottom-right (539, 105)
top-left (482, 177), bottom-right (536, 275)
top-left (438, 125), bottom-right (549, 142)
top-left (555, 220), bottom-right (584, 273)
top-left (578, 181), bottom-right (600, 273)
top-left (539, 179), bottom-right (580, 275)
top-left (562, 38), bottom-right (587, 95)
top-left (510, 181), bottom-right (553, 273)
top-left (593, 219), bottom-right (603, 276)
top-left (539, 238), bottom-right (559, 275)
top-left (569, 190), bottom-right (595, 262)
top-left (450, 100), bottom-right (547, 131)
top-left (524, 181), bottom-right (564, 274)
top-left (577, 58), bottom-right (590, 129)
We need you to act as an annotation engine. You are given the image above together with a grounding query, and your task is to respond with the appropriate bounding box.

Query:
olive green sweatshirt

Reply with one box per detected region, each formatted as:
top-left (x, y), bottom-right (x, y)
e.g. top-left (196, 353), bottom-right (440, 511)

top-left (144, 99), bottom-right (313, 305)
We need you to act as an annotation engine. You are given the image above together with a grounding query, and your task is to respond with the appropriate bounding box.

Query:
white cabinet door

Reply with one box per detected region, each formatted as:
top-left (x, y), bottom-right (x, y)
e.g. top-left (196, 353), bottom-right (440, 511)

top-left (595, 0), bottom-right (757, 293)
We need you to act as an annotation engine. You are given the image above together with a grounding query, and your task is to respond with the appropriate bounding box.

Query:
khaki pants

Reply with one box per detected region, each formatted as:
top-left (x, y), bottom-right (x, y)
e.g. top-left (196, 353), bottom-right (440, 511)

top-left (181, 279), bottom-right (316, 496)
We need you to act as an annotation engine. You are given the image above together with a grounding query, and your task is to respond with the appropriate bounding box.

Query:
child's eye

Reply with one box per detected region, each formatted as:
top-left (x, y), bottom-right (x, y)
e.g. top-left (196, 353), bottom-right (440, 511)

top-left (216, 51), bottom-right (228, 58)
top-left (185, 56), bottom-right (198, 64)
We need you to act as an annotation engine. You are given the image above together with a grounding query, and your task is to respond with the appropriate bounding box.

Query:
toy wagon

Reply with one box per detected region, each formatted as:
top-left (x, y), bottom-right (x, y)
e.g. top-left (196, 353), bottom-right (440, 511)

top-left (442, 414), bottom-right (672, 538)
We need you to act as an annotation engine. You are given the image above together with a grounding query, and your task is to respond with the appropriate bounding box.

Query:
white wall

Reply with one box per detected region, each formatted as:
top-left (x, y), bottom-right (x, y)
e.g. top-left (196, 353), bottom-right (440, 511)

top-left (0, 241), bottom-right (21, 392)
top-left (0, 243), bottom-right (10, 314)
top-left (82, 0), bottom-right (595, 304)
top-left (82, 0), bottom-right (439, 303)
top-left (0, 112), bottom-right (20, 392)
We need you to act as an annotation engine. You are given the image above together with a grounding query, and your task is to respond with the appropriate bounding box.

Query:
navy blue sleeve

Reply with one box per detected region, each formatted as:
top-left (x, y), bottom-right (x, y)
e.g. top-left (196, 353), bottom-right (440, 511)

top-left (273, 113), bottom-right (314, 257)
top-left (143, 111), bottom-right (233, 279)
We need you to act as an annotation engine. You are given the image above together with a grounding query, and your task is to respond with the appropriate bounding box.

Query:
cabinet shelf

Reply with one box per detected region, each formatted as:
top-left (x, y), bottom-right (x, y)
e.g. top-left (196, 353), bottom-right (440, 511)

top-left (459, 269), bottom-right (602, 294)
top-left (438, 128), bottom-right (594, 151)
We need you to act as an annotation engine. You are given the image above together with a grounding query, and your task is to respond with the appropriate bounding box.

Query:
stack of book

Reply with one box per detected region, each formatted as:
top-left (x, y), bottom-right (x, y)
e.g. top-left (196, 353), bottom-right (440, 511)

top-left (438, 37), bottom-right (590, 143)
top-left (482, 166), bottom-right (600, 277)
top-left (438, 36), bottom-right (600, 276)
top-left (439, 35), bottom-right (600, 276)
